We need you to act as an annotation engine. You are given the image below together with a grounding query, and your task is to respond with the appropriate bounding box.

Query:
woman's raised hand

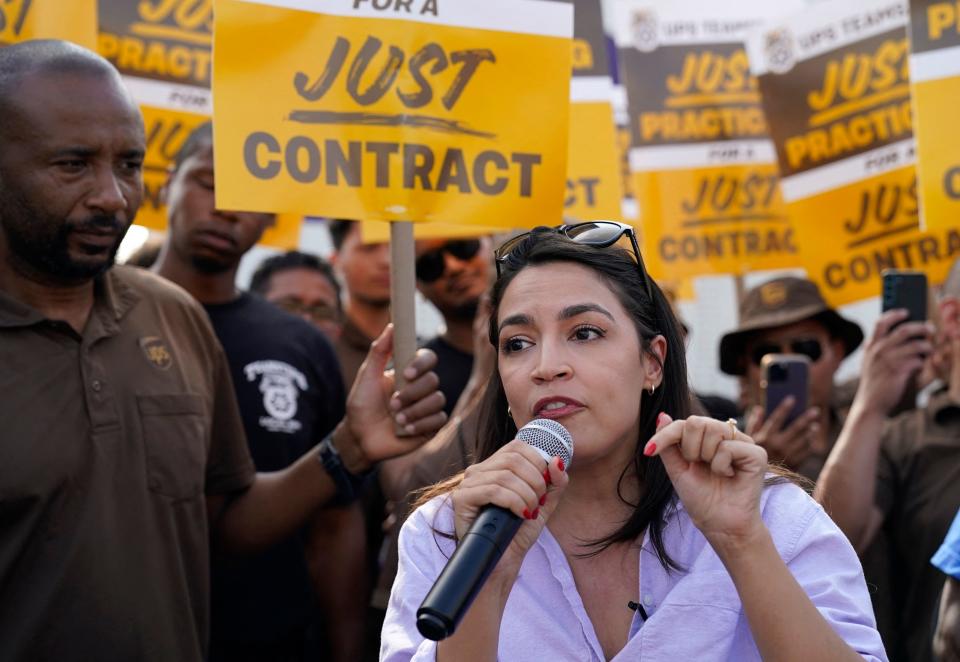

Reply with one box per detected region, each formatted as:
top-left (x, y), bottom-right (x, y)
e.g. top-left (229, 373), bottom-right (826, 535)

top-left (644, 413), bottom-right (768, 548)
top-left (451, 441), bottom-right (569, 582)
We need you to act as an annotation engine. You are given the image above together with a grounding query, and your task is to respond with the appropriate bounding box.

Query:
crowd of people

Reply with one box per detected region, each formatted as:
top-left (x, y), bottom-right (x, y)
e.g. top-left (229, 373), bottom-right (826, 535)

top-left (2, 39), bottom-right (959, 662)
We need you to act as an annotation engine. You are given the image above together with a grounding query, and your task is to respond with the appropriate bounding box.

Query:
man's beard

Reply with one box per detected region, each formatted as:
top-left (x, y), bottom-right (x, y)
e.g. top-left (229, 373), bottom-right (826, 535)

top-left (440, 297), bottom-right (480, 323)
top-left (0, 187), bottom-right (127, 283)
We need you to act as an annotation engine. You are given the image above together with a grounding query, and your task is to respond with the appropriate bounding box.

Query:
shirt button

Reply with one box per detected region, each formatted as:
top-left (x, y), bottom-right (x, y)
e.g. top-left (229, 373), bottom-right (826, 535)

top-left (643, 594), bottom-right (654, 606)
top-left (91, 379), bottom-right (102, 392)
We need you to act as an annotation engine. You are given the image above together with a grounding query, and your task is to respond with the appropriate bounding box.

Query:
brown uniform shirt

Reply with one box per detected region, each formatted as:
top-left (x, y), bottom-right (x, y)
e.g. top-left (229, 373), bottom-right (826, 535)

top-left (873, 390), bottom-right (960, 662)
top-left (0, 266), bottom-right (255, 662)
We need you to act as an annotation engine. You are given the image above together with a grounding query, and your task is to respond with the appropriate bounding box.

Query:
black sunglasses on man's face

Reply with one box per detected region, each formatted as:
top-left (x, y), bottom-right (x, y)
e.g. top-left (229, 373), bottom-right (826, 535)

top-left (414, 239), bottom-right (482, 283)
top-left (750, 338), bottom-right (823, 367)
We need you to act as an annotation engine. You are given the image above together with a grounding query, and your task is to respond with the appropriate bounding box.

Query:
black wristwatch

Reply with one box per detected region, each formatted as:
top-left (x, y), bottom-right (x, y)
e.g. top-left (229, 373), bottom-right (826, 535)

top-left (317, 433), bottom-right (366, 503)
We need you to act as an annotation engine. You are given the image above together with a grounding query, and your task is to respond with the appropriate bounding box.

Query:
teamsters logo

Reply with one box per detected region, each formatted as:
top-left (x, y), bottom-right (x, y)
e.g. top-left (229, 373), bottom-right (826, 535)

top-left (244, 360), bottom-right (307, 434)
top-left (631, 10), bottom-right (659, 53)
top-left (764, 28), bottom-right (796, 74)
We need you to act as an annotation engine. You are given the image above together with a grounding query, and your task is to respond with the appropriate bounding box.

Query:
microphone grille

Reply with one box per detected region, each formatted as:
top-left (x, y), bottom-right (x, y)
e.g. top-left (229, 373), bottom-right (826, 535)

top-left (516, 418), bottom-right (573, 468)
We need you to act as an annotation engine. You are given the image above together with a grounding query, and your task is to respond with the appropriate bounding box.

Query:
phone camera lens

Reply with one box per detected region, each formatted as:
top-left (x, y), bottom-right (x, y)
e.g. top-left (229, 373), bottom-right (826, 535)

top-left (769, 364), bottom-right (788, 381)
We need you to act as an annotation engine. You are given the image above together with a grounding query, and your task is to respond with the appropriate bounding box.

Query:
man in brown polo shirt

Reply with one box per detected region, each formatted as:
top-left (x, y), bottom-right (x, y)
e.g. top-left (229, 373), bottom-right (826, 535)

top-left (0, 40), bottom-right (445, 662)
top-left (815, 266), bottom-right (951, 662)
top-left (718, 276), bottom-right (864, 480)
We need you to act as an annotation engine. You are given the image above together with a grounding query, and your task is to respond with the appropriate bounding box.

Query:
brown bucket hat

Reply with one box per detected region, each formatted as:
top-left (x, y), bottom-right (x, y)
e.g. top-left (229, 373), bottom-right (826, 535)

top-left (719, 277), bottom-right (864, 376)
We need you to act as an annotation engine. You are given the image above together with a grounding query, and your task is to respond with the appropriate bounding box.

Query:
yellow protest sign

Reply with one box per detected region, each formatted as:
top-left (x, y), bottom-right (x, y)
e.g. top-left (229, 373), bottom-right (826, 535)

top-left (909, 0), bottom-right (960, 231)
top-left (0, 0), bottom-right (96, 48)
top-left (361, 221), bottom-right (502, 243)
top-left (98, 0), bottom-right (299, 249)
top-left (611, 0), bottom-right (804, 281)
top-left (750, 0), bottom-right (958, 306)
top-left (564, 0), bottom-right (623, 221)
top-left (212, 0), bottom-right (573, 229)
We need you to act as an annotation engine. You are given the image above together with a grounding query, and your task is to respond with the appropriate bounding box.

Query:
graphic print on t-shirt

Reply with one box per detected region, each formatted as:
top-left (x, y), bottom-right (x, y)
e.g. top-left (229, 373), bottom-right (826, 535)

top-left (243, 360), bottom-right (308, 433)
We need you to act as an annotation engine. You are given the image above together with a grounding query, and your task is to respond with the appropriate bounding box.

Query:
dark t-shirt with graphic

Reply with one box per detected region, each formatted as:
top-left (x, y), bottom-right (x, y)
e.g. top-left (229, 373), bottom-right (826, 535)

top-left (204, 293), bottom-right (345, 652)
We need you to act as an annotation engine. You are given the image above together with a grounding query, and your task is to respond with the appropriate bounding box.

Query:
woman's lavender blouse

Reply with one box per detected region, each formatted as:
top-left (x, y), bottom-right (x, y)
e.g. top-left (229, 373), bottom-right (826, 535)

top-left (381, 482), bottom-right (887, 661)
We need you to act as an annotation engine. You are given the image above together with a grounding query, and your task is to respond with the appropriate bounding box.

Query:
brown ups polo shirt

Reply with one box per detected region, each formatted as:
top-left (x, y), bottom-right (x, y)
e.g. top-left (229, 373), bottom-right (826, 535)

top-left (0, 266), bottom-right (255, 662)
top-left (873, 390), bottom-right (960, 662)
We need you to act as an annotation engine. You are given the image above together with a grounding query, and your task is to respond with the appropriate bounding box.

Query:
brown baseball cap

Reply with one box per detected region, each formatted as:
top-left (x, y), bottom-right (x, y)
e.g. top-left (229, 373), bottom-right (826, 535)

top-left (719, 277), bottom-right (864, 376)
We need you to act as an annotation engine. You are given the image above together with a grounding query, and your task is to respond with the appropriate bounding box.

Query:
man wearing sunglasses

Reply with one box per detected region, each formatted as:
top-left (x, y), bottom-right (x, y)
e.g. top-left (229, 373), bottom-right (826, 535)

top-left (414, 236), bottom-right (493, 418)
top-left (718, 276), bottom-right (864, 481)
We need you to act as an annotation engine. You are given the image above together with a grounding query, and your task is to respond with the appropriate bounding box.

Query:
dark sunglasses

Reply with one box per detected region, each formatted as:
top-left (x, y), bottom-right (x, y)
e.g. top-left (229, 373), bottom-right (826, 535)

top-left (750, 338), bottom-right (823, 367)
top-left (415, 239), bottom-right (482, 283)
top-left (494, 221), bottom-right (653, 299)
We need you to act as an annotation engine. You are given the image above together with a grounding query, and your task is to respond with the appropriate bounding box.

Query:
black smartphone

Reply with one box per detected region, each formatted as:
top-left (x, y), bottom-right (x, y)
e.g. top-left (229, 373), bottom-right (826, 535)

top-left (882, 269), bottom-right (928, 323)
top-left (761, 354), bottom-right (810, 427)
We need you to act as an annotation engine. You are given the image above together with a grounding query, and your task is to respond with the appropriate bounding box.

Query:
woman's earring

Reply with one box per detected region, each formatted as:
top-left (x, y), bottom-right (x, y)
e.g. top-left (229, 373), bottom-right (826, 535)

top-left (648, 384), bottom-right (656, 396)
top-left (507, 406), bottom-right (513, 418)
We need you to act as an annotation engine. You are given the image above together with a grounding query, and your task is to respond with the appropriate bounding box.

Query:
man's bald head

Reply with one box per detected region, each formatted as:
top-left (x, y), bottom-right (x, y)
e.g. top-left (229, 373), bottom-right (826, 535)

top-left (0, 40), bottom-right (131, 140)
top-left (0, 40), bottom-right (145, 285)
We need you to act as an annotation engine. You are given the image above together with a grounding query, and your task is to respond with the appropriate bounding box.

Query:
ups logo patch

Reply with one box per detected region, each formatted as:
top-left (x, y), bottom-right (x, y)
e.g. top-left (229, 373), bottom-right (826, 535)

top-left (139, 336), bottom-right (173, 370)
top-left (759, 282), bottom-right (787, 308)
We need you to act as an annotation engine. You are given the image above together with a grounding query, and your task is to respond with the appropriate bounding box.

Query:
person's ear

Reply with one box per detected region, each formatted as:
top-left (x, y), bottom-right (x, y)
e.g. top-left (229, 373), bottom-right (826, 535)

top-left (643, 335), bottom-right (667, 388)
top-left (939, 296), bottom-right (960, 339)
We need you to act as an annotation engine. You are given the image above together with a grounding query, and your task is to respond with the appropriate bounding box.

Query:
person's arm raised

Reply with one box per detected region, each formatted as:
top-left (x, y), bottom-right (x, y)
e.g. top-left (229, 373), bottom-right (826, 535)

top-left (210, 324), bottom-right (447, 554)
top-left (646, 414), bottom-right (865, 662)
top-left (814, 310), bottom-right (932, 552)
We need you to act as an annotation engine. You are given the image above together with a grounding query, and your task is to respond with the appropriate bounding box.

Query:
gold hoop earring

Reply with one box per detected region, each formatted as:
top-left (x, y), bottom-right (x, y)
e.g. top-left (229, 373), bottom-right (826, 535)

top-left (648, 384), bottom-right (656, 396)
top-left (507, 406), bottom-right (512, 418)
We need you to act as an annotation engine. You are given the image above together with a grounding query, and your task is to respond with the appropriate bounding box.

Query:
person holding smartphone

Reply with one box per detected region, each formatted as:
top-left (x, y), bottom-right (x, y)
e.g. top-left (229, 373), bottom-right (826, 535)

top-left (718, 277), bottom-right (864, 481)
top-left (814, 262), bottom-right (959, 662)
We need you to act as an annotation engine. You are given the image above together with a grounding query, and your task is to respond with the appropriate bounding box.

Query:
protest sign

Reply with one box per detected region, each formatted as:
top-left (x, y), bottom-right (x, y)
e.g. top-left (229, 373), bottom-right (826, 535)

top-left (0, 0), bottom-right (96, 48)
top-left (750, 0), bottom-right (958, 305)
top-left (565, 0), bottom-right (623, 221)
top-left (908, 0), bottom-right (960, 231)
top-left (611, 0), bottom-right (803, 282)
top-left (98, 0), bottom-right (300, 248)
top-left (212, 0), bottom-right (573, 228)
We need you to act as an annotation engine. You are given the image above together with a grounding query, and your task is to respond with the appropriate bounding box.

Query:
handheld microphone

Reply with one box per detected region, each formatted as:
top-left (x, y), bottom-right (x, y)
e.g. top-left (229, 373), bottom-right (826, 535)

top-left (415, 418), bottom-right (573, 641)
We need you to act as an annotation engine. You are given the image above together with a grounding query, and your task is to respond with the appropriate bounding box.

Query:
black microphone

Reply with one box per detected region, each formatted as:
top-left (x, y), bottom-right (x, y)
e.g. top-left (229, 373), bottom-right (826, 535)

top-left (415, 418), bottom-right (574, 641)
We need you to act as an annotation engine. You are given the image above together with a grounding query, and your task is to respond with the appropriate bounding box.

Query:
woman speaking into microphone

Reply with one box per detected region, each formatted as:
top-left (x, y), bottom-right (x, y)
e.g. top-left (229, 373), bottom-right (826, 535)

top-left (381, 224), bottom-right (886, 661)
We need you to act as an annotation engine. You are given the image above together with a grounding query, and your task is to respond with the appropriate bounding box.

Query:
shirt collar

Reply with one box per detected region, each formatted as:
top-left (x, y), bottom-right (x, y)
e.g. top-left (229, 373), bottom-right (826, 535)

top-left (929, 387), bottom-right (960, 425)
top-left (0, 266), bottom-right (141, 332)
top-left (0, 287), bottom-right (45, 328)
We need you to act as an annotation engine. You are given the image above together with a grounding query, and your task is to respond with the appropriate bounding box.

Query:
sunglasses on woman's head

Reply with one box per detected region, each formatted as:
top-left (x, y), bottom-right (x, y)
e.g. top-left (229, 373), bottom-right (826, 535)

top-left (415, 239), bottom-right (482, 283)
top-left (493, 221), bottom-right (653, 299)
top-left (750, 338), bottom-right (823, 366)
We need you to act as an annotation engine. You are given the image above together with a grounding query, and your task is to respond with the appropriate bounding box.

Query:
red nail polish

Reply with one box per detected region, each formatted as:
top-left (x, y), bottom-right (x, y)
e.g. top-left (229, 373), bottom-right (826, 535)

top-left (539, 493), bottom-right (547, 506)
top-left (644, 442), bottom-right (657, 457)
top-left (523, 508), bottom-right (531, 519)
top-left (656, 412), bottom-right (667, 427)
top-left (543, 469), bottom-right (552, 485)
top-left (532, 508), bottom-right (540, 519)
top-left (557, 458), bottom-right (565, 472)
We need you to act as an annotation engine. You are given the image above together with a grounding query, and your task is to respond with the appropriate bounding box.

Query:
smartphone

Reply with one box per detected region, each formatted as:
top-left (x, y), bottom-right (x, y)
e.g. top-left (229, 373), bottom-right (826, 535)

top-left (882, 269), bottom-right (928, 323)
top-left (761, 354), bottom-right (810, 427)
